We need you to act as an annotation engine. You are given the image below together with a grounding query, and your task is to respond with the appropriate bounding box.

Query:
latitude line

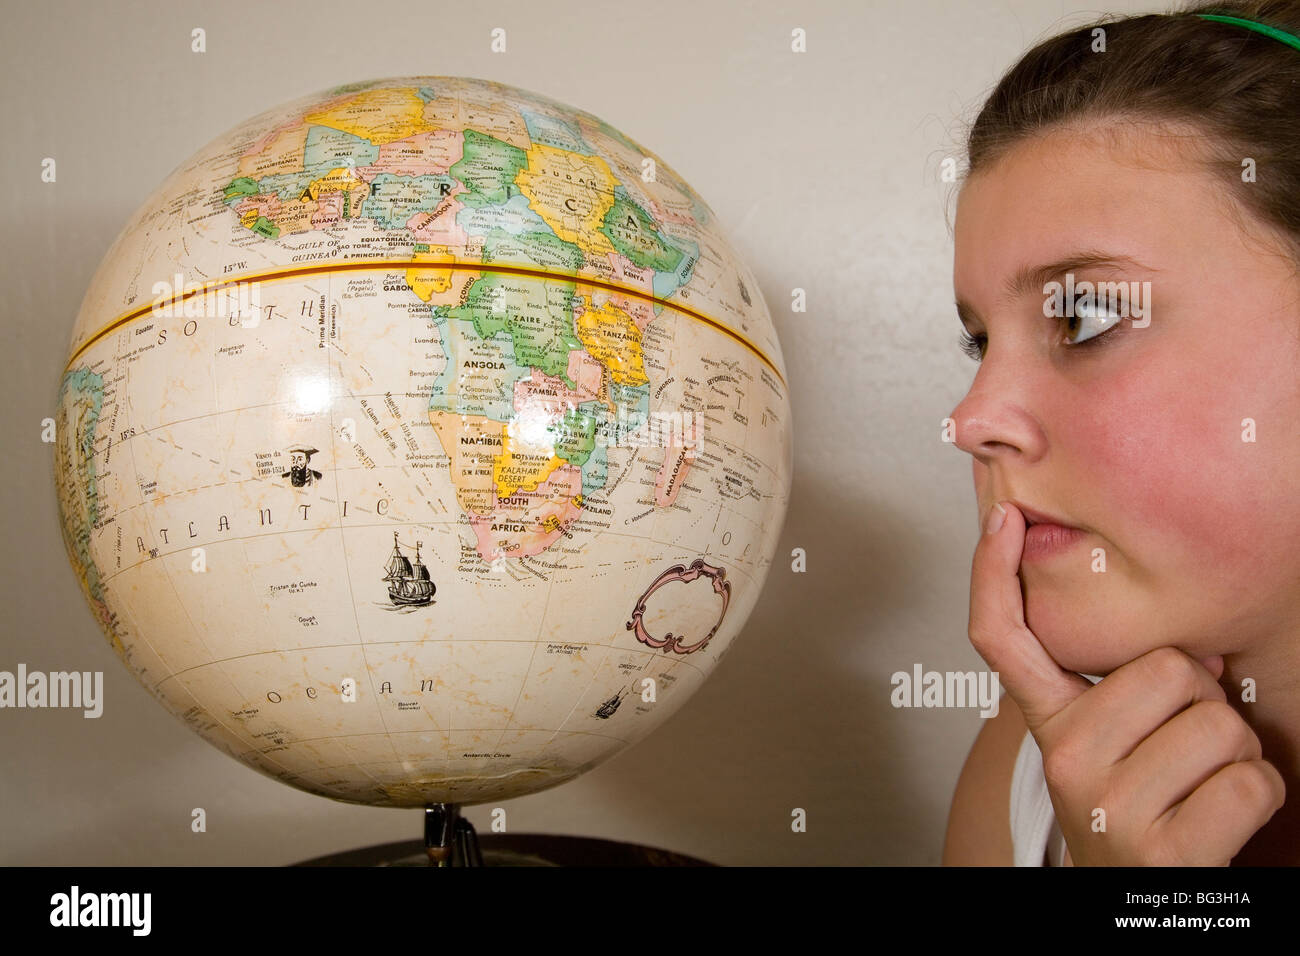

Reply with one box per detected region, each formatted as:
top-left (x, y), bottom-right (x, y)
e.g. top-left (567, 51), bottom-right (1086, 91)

top-left (153, 635), bottom-right (709, 690)
top-left (64, 258), bottom-right (787, 386)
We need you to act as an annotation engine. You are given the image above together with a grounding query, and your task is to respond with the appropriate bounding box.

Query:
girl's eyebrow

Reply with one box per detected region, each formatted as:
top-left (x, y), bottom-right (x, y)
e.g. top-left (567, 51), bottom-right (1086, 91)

top-left (956, 250), bottom-right (1156, 327)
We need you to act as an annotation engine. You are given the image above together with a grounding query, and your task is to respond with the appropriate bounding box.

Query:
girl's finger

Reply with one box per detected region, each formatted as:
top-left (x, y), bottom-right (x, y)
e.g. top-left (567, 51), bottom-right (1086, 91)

top-left (967, 500), bottom-right (1093, 734)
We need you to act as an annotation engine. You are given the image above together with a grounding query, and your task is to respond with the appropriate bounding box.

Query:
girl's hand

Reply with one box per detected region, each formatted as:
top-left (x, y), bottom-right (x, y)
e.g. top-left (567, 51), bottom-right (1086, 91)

top-left (969, 501), bottom-right (1285, 866)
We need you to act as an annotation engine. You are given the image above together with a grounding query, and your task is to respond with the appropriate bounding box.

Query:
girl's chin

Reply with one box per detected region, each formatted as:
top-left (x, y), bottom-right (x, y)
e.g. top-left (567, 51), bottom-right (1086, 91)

top-left (1023, 603), bottom-right (1148, 677)
top-left (1022, 575), bottom-right (1237, 675)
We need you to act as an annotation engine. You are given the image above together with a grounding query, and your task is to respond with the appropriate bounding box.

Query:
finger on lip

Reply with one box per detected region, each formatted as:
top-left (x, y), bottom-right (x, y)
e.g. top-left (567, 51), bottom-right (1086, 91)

top-left (968, 500), bottom-right (1027, 660)
top-left (969, 499), bottom-right (1092, 731)
top-left (983, 499), bottom-right (1023, 536)
top-left (984, 501), bottom-right (1007, 534)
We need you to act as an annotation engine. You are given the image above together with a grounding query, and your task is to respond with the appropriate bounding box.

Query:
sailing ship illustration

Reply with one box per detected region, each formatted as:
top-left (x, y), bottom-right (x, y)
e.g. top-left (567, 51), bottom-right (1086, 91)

top-left (594, 686), bottom-right (629, 719)
top-left (383, 533), bottom-right (436, 607)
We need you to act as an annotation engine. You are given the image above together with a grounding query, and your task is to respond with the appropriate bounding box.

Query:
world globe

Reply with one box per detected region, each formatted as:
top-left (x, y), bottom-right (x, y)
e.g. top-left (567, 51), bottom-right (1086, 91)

top-left (54, 76), bottom-right (792, 810)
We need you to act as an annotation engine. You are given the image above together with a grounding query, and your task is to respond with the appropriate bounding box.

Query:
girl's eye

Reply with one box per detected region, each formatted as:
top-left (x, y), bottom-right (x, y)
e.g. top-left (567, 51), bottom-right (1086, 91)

top-left (1063, 295), bottom-right (1124, 346)
top-left (958, 293), bottom-right (1124, 362)
top-left (958, 329), bottom-right (986, 361)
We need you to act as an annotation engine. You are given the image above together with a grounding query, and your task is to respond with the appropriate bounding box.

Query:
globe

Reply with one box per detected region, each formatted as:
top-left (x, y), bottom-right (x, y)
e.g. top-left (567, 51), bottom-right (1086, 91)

top-left (54, 76), bottom-right (792, 809)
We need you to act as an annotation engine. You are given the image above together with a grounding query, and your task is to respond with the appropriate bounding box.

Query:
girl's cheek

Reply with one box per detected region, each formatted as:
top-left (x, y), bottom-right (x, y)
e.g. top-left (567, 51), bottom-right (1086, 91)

top-left (1069, 348), bottom-right (1263, 583)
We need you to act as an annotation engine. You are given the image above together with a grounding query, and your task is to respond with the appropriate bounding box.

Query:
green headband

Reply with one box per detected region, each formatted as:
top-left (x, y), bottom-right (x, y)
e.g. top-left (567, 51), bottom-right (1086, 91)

top-left (1197, 13), bottom-right (1300, 51)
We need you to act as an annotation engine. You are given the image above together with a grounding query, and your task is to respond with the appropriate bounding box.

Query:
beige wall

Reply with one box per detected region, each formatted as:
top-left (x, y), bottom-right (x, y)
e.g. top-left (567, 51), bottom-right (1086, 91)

top-left (0, 0), bottom-right (1158, 864)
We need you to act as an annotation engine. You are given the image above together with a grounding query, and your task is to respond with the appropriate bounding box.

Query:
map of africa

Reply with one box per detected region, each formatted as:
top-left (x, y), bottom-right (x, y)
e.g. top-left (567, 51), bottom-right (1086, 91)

top-left (55, 77), bottom-right (792, 807)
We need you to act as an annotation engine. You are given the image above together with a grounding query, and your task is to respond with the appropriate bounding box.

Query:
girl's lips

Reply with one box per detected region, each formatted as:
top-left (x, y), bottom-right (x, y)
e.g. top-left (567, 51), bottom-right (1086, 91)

top-left (1022, 522), bottom-right (1086, 560)
top-left (1006, 501), bottom-right (1087, 561)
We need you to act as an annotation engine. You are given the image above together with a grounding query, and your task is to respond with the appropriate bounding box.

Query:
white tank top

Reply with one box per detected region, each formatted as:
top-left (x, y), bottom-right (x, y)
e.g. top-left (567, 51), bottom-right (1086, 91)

top-left (1010, 730), bottom-right (1067, 867)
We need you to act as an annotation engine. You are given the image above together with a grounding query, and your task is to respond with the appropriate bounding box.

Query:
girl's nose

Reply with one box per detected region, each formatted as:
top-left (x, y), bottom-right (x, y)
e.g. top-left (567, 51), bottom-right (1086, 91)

top-left (948, 357), bottom-right (1048, 466)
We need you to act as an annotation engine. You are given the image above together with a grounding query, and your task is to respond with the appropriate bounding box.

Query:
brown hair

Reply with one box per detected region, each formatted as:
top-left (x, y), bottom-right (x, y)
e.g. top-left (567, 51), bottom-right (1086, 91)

top-left (960, 0), bottom-right (1300, 265)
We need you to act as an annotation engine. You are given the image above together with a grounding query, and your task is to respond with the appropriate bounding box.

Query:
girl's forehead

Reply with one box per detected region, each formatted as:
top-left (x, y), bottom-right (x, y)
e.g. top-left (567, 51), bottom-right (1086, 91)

top-left (953, 128), bottom-right (1233, 288)
top-left (958, 119), bottom-right (1219, 211)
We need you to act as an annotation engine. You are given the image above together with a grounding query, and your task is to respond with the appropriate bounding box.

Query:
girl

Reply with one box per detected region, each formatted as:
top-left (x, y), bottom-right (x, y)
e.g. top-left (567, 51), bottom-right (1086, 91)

top-left (942, 0), bottom-right (1300, 865)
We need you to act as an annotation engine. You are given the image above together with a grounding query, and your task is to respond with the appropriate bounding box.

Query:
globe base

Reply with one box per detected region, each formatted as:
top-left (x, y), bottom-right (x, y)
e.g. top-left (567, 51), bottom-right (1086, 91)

top-left (294, 828), bottom-right (714, 867)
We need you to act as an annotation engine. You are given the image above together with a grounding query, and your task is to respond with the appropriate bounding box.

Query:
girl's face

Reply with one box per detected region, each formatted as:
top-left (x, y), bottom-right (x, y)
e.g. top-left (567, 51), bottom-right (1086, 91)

top-left (950, 121), bottom-right (1300, 675)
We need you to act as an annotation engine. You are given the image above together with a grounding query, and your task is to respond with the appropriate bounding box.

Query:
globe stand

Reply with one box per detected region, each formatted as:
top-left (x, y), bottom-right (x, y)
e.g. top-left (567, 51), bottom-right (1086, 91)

top-left (294, 812), bottom-right (715, 866)
top-left (424, 803), bottom-right (483, 867)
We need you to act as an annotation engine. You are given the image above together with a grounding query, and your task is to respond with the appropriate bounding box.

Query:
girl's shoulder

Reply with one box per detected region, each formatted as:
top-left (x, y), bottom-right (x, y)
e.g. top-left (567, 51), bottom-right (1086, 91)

top-left (942, 692), bottom-right (1027, 865)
